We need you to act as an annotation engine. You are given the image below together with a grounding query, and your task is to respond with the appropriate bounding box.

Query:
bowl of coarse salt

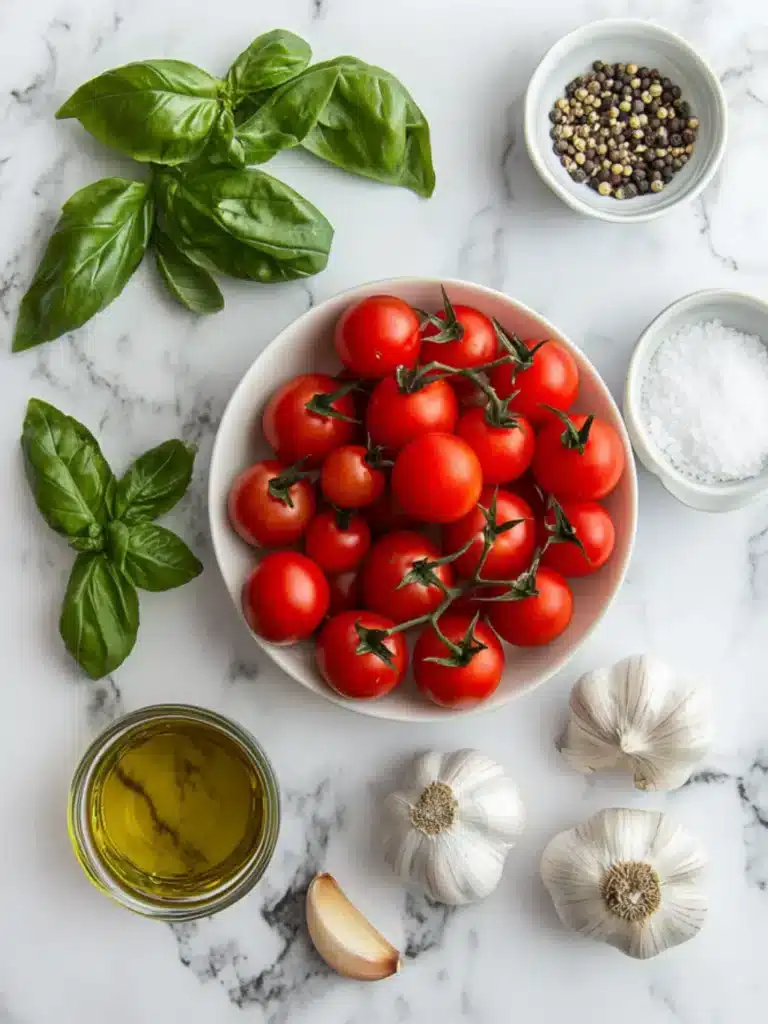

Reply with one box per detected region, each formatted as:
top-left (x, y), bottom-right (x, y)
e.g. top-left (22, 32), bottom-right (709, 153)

top-left (624, 289), bottom-right (768, 511)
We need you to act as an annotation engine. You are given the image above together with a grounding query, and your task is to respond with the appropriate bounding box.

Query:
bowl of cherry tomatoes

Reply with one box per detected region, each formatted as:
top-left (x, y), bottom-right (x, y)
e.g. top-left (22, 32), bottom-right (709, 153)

top-left (209, 278), bottom-right (638, 721)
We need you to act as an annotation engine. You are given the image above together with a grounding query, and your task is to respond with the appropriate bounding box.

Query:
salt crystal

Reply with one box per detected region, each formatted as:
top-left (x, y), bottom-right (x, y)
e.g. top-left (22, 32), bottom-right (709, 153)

top-left (639, 318), bottom-right (768, 484)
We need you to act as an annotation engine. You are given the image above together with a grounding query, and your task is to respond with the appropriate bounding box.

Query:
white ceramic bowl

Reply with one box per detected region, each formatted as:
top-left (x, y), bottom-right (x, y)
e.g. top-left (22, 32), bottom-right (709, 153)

top-left (209, 278), bottom-right (638, 721)
top-left (524, 19), bottom-right (727, 223)
top-left (624, 289), bottom-right (768, 512)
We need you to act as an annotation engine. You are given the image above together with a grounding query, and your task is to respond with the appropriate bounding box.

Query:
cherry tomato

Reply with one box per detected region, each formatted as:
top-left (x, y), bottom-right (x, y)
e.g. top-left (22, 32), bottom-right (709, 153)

top-left (304, 509), bottom-right (371, 574)
top-left (361, 530), bottom-right (455, 624)
top-left (442, 487), bottom-right (535, 580)
top-left (456, 407), bottom-right (535, 484)
top-left (392, 433), bottom-right (482, 524)
top-left (228, 460), bottom-right (315, 548)
top-left (420, 299), bottom-right (497, 373)
top-left (263, 373), bottom-right (357, 468)
top-left (327, 571), bottom-right (362, 615)
top-left (365, 489), bottom-right (416, 536)
top-left (413, 613), bottom-right (504, 708)
top-left (316, 611), bottom-right (407, 699)
top-left (532, 413), bottom-right (625, 501)
top-left (489, 339), bottom-right (579, 427)
top-left (367, 374), bottom-right (459, 453)
top-left (321, 445), bottom-right (387, 508)
top-left (242, 552), bottom-right (329, 644)
top-left (540, 501), bottom-right (615, 577)
top-left (335, 295), bottom-right (421, 378)
top-left (488, 567), bottom-right (573, 646)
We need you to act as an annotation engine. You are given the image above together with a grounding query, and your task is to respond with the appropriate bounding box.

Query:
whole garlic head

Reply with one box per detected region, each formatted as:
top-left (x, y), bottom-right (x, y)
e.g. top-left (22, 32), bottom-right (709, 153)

top-left (541, 807), bottom-right (707, 959)
top-left (560, 654), bottom-right (712, 790)
top-left (382, 749), bottom-right (525, 905)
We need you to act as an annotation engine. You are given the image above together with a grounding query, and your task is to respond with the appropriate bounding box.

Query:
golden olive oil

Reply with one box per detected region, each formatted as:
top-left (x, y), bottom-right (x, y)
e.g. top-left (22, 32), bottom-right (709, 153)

top-left (82, 715), bottom-right (267, 904)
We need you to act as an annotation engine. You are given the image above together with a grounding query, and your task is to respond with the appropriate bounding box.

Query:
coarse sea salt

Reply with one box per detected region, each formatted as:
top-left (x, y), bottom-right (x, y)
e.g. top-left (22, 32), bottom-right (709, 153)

top-left (640, 318), bottom-right (768, 484)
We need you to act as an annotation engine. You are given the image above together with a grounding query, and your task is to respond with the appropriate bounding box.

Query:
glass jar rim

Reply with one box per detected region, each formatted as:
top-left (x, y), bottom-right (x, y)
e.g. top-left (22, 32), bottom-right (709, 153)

top-left (68, 703), bottom-right (280, 921)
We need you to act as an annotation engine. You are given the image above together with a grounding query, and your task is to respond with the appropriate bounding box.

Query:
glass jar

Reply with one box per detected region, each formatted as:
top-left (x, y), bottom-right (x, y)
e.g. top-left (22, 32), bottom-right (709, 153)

top-left (68, 704), bottom-right (280, 921)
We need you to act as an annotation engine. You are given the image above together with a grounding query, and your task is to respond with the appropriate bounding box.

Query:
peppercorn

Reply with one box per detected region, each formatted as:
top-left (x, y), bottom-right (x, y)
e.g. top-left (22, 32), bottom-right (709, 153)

top-left (641, 90), bottom-right (652, 104)
top-left (682, 129), bottom-right (694, 144)
top-left (556, 140), bottom-right (569, 153)
top-left (598, 181), bottom-right (613, 195)
top-left (650, 179), bottom-right (664, 193)
top-left (657, 107), bottom-right (668, 119)
top-left (571, 168), bottom-right (587, 183)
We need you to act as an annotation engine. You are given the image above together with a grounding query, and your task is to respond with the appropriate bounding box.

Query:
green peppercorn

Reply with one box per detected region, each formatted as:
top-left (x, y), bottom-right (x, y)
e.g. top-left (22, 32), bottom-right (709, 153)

top-left (598, 181), bottom-right (613, 195)
top-left (650, 179), bottom-right (664, 192)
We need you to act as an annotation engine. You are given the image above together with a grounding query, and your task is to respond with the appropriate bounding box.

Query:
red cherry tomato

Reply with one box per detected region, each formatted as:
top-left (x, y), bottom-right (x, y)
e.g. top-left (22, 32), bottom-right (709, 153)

top-left (489, 339), bottom-right (579, 427)
top-left (392, 433), bottom-right (482, 524)
top-left (321, 445), bottom-right (387, 509)
top-left (420, 300), bottom-right (498, 372)
top-left (442, 487), bottom-right (535, 580)
top-left (540, 501), bottom-right (615, 577)
top-left (361, 530), bottom-right (455, 624)
top-left (263, 373), bottom-right (356, 468)
top-left (413, 613), bottom-right (504, 708)
top-left (533, 413), bottom-right (625, 501)
top-left (228, 460), bottom-right (315, 548)
top-left (316, 611), bottom-right (407, 699)
top-left (367, 375), bottom-right (459, 454)
top-left (335, 295), bottom-right (421, 378)
top-left (327, 571), bottom-right (362, 615)
top-left (304, 509), bottom-right (371, 574)
top-left (456, 407), bottom-right (535, 484)
top-left (365, 489), bottom-right (416, 536)
top-left (488, 567), bottom-right (573, 646)
top-left (242, 552), bottom-right (329, 644)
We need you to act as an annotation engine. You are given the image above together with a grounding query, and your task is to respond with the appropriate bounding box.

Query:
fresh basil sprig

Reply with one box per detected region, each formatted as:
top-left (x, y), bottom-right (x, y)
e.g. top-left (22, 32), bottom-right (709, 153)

top-left (22, 399), bottom-right (202, 679)
top-left (14, 30), bottom-right (435, 351)
top-left (13, 178), bottom-right (153, 352)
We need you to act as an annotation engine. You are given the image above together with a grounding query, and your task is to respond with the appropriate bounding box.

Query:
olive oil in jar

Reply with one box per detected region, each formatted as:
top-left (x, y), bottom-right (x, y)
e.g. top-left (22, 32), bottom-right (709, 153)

top-left (69, 705), bottom-right (280, 920)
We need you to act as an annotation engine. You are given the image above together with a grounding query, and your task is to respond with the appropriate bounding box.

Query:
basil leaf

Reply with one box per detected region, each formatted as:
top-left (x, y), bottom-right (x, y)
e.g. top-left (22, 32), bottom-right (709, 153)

top-left (157, 166), bottom-right (333, 282)
top-left (21, 398), bottom-right (115, 544)
top-left (115, 439), bottom-right (196, 524)
top-left (227, 29), bottom-right (311, 102)
top-left (110, 521), bottom-right (202, 591)
top-left (236, 64), bottom-right (340, 164)
top-left (301, 58), bottom-right (435, 197)
top-left (60, 553), bottom-right (139, 679)
top-left (13, 178), bottom-right (153, 352)
top-left (56, 60), bottom-right (221, 165)
top-left (154, 230), bottom-right (224, 314)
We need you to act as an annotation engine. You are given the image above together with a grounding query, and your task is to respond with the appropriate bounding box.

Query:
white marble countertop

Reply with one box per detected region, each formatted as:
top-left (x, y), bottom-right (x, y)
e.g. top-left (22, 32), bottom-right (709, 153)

top-left (1, 0), bottom-right (767, 1021)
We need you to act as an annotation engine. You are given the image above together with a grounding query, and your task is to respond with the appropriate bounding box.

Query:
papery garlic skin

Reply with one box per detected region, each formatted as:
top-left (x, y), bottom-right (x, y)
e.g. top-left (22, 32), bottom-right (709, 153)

top-left (383, 750), bottom-right (525, 905)
top-left (541, 808), bottom-right (707, 959)
top-left (560, 655), bottom-right (712, 790)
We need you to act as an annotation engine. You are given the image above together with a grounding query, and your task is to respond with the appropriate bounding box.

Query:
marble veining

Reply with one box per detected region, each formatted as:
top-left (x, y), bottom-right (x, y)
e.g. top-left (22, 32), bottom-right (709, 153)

top-left (1, 0), bottom-right (767, 1021)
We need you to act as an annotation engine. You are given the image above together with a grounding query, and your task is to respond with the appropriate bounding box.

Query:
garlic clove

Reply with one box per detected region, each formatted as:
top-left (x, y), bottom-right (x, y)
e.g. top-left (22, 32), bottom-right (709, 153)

top-left (306, 873), bottom-right (401, 981)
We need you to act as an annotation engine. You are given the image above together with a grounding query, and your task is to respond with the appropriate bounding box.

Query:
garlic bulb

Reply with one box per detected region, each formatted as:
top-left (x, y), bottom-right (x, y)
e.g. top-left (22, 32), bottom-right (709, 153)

top-left (382, 749), bottom-right (525, 905)
top-left (541, 807), bottom-right (707, 959)
top-left (560, 654), bottom-right (712, 790)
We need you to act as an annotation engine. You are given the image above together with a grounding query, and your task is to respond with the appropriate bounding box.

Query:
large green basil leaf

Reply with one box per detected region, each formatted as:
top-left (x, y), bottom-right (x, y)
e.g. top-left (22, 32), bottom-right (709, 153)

top-left (154, 230), bottom-right (224, 314)
top-left (13, 178), bottom-right (153, 352)
top-left (59, 553), bottom-right (139, 678)
top-left (21, 399), bottom-right (115, 545)
top-left (236, 63), bottom-right (339, 164)
top-left (157, 167), bottom-right (333, 282)
top-left (205, 103), bottom-right (246, 167)
top-left (109, 521), bottom-right (202, 591)
top-left (301, 58), bottom-right (435, 197)
top-left (115, 439), bottom-right (196, 524)
top-left (56, 60), bottom-right (221, 165)
top-left (227, 29), bottom-right (311, 103)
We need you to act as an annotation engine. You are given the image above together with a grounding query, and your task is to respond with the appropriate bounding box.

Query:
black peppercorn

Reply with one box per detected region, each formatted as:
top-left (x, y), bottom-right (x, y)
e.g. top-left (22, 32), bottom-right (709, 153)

top-left (650, 169), bottom-right (663, 181)
top-left (682, 129), bottom-right (695, 144)
top-left (592, 60), bottom-right (604, 71)
top-left (672, 85), bottom-right (682, 99)
top-left (662, 168), bottom-right (674, 182)
top-left (672, 158), bottom-right (683, 170)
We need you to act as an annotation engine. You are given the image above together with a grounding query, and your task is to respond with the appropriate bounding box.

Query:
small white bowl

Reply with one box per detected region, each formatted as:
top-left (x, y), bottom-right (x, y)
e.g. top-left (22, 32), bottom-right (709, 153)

top-left (624, 289), bottom-right (768, 512)
top-left (209, 278), bottom-right (638, 722)
top-left (524, 19), bottom-right (727, 223)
